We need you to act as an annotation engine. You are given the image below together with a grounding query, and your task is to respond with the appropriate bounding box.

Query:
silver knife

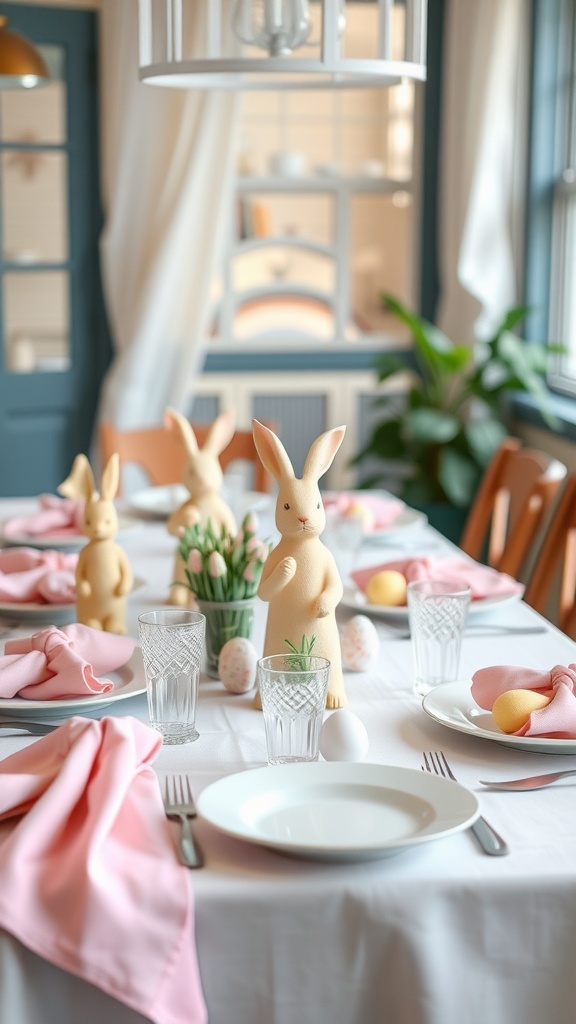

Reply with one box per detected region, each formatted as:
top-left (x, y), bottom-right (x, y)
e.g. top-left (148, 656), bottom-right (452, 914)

top-left (0, 719), bottom-right (59, 735)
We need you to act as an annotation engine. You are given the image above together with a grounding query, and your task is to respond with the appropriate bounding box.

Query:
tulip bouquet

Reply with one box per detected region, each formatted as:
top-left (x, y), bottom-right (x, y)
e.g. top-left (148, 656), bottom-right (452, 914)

top-left (177, 513), bottom-right (272, 674)
top-left (178, 512), bottom-right (271, 602)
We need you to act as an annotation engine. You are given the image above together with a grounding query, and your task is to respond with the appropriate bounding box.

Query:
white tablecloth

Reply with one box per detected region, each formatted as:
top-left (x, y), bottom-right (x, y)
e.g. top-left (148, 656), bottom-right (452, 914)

top-left (1, 497), bottom-right (576, 1024)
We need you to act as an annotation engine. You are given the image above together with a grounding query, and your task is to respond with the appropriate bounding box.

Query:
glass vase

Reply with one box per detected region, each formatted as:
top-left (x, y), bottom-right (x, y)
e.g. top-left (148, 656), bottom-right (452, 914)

top-left (197, 597), bottom-right (258, 677)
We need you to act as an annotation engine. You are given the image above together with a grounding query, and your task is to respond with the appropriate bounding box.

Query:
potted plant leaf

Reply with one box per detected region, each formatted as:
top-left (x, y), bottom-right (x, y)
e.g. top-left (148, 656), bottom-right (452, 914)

top-left (351, 295), bottom-right (562, 541)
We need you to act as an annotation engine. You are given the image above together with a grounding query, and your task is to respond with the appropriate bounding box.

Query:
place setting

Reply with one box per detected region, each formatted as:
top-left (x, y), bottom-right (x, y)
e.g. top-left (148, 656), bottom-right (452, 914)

top-left (340, 552), bottom-right (527, 628)
top-left (0, 492), bottom-right (139, 551)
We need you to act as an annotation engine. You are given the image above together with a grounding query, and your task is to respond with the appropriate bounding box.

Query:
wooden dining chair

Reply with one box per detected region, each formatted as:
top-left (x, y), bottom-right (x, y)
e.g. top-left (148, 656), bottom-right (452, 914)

top-left (459, 437), bottom-right (567, 579)
top-left (524, 473), bottom-right (576, 638)
top-left (99, 419), bottom-right (274, 495)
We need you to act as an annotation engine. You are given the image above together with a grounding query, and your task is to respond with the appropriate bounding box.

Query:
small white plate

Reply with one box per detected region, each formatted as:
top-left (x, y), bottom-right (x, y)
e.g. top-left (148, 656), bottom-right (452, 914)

top-left (128, 484), bottom-right (273, 520)
top-left (0, 514), bottom-right (139, 551)
top-left (422, 679), bottom-right (576, 755)
top-left (368, 506), bottom-right (428, 540)
top-left (197, 761), bottom-right (479, 861)
top-left (0, 647), bottom-right (146, 719)
top-left (323, 491), bottom-right (427, 541)
top-left (340, 586), bottom-right (523, 621)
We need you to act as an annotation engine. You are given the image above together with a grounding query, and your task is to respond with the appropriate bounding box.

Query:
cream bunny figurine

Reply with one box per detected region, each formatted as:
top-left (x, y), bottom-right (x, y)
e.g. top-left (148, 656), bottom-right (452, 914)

top-left (164, 408), bottom-right (238, 606)
top-left (252, 419), bottom-right (347, 710)
top-left (58, 453), bottom-right (133, 633)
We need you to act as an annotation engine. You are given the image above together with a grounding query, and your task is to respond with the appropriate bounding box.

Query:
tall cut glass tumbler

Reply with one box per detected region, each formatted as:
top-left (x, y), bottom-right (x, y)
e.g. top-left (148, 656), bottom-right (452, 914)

top-left (407, 579), bottom-right (471, 697)
top-left (138, 609), bottom-right (205, 745)
top-left (257, 654), bottom-right (330, 765)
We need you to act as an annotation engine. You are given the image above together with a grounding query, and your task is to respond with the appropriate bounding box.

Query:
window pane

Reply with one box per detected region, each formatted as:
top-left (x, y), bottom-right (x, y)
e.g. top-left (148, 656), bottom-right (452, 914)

top-left (2, 150), bottom-right (68, 263)
top-left (0, 46), bottom-right (66, 145)
top-left (4, 271), bottom-right (70, 373)
top-left (351, 192), bottom-right (413, 334)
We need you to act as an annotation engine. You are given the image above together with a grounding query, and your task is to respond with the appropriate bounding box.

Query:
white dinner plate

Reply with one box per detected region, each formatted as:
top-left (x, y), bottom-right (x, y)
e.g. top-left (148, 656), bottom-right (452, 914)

top-left (340, 586), bottom-right (523, 621)
top-left (422, 679), bottom-right (576, 754)
top-left (0, 600), bottom-right (77, 624)
top-left (0, 646), bottom-right (147, 719)
top-left (0, 575), bottom-right (145, 626)
top-left (128, 484), bottom-right (273, 520)
top-left (0, 514), bottom-right (139, 551)
top-left (197, 761), bottom-right (480, 862)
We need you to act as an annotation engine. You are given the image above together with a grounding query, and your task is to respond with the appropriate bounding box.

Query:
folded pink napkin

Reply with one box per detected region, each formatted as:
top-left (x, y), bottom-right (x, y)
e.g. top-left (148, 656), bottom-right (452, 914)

top-left (2, 494), bottom-right (84, 538)
top-left (0, 624), bottom-right (135, 701)
top-left (351, 556), bottom-right (524, 603)
top-left (472, 663), bottom-right (576, 738)
top-left (324, 492), bottom-right (405, 531)
top-left (0, 716), bottom-right (206, 1024)
top-left (0, 547), bottom-right (77, 604)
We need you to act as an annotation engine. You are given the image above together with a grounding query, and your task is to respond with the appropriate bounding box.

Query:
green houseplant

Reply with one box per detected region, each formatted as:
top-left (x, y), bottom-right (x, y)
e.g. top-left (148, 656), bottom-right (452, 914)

top-left (352, 295), bottom-right (562, 528)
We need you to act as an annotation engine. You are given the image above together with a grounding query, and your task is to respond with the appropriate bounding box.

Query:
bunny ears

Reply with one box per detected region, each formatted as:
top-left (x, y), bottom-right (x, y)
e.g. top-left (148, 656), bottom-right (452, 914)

top-left (58, 453), bottom-right (120, 503)
top-left (164, 408), bottom-right (236, 458)
top-left (252, 419), bottom-right (346, 483)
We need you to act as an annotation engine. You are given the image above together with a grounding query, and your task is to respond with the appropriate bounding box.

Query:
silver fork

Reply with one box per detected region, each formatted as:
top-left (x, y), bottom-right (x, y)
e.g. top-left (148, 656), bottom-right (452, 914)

top-left (162, 774), bottom-right (203, 869)
top-left (422, 751), bottom-right (509, 857)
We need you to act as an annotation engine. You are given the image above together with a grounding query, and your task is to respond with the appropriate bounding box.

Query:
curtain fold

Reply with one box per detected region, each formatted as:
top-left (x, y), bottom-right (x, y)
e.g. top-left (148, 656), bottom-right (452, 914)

top-left (97, 0), bottom-right (240, 429)
top-left (436, 0), bottom-right (529, 343)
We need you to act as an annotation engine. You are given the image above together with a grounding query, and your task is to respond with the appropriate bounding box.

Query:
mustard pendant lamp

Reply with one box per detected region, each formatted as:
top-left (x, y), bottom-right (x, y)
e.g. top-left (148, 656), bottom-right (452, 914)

top-left (0, 14), bottom-right (50, 89)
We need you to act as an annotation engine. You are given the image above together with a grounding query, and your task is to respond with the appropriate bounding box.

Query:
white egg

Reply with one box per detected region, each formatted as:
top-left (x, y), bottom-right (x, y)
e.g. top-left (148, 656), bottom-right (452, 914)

top-left (320, 709), bottom-right (369, 762)
top-left (218, 637), bottom-right (258, 694)
top-left (340, 615), bottom-right (379, 671)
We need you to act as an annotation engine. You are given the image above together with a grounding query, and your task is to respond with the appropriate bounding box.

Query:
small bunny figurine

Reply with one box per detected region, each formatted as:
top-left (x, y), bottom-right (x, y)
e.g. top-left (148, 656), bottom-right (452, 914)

top-left (164, 408), bottom-right (238, 606)
top-left (58, 453), bottom-right (133, 634)
top-left (252, 419), bottom-right (347, 710)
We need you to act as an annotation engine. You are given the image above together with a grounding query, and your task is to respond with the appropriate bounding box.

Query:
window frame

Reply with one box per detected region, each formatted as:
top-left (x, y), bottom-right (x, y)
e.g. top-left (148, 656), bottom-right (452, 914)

top-left (525, 0), bottom-right (575, 395)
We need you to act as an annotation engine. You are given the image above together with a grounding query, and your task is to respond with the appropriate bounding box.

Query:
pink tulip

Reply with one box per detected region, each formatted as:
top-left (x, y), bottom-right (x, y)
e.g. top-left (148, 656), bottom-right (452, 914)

top-left (245, 535), bottom-right (260, 555)
top-left (188, 549), bottom-right (203, 574)
top-left (242, 511), bottom-right (258, 536)
top-left (243, 560), bottom-right (258, 583)
top-left (208, 551), bottom-right (227, 578)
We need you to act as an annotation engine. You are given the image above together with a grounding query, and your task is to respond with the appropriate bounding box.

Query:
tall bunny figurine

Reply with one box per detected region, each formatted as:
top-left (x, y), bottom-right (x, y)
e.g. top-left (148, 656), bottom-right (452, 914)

top-left (164, 408), bottom-right (238, 606)
top-left (252, 419), bottom-right (347, 710)
top-left (58, 453), bottom-right (133, 633)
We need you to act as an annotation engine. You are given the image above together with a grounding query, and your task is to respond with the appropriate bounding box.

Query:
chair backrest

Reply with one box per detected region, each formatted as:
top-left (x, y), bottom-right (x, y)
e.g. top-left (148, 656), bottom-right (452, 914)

top-left (99, 420), bottom-right (274, 495)
top-left (524, 473), bottom-right (576, 638)
top-left (459, 437), bottom-right (567, 579)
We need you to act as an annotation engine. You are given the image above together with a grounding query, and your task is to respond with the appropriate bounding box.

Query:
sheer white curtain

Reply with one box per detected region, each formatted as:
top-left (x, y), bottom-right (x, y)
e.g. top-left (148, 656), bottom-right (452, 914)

top-left (97, 0), bottom-right (240, 428)
top-left (436, 0), bottom-right (529, 343)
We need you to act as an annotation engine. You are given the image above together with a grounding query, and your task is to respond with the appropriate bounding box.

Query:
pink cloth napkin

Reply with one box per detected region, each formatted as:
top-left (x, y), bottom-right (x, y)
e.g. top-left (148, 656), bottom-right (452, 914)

top-left (0, 623), bottom-right (135, 700)
top-left (0, 716), bottom-right (206, 1024)
top-left (324, 492), bottom-right (405, 530)
top-left (2, 494), bottom-right (84, 538)
top-left (0, 547), bottom-right (77, 604)
top-left (351, 556), bottom-right (524, 603)
top-left (472, 663), bottom-right (576, 738)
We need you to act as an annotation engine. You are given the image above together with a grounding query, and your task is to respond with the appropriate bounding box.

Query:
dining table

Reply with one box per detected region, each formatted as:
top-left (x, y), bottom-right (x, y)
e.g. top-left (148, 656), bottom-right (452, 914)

top-left (1, 489), bottom-right (576, 1024)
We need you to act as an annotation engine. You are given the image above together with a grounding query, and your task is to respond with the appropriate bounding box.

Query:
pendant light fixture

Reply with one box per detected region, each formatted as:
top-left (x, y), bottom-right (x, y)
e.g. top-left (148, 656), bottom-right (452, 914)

top-left (138, 0), bottom-right (427, 90)
top-left (0, 15), bottom-right (50, 89)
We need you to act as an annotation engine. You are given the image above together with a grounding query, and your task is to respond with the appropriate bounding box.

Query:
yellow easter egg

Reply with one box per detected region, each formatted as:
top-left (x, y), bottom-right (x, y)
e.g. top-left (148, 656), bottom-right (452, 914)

top-left (492, 688), bottom-right (552, 734)
top-left (365, 569), bottom-right (407, 606)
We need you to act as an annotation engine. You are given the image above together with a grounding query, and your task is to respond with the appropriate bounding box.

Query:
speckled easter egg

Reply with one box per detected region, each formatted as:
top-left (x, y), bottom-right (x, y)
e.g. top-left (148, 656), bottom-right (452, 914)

top-left (320, 709), bottom-right (369, 762)
top-left (218, 637), bottom-right (258, 694)
top-left (340, 615), bottom-right (379, 671)
top-left (492, 688), bottom-right (552, 734)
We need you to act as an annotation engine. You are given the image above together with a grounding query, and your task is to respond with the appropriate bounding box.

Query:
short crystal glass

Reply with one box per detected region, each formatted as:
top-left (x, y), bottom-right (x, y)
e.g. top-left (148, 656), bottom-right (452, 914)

top-left (407, 579), bottom-right (471, 697)
top-left (138, 609), bottom-right (205, 744)
top-left (257, 654), bottom-right (330, 765)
